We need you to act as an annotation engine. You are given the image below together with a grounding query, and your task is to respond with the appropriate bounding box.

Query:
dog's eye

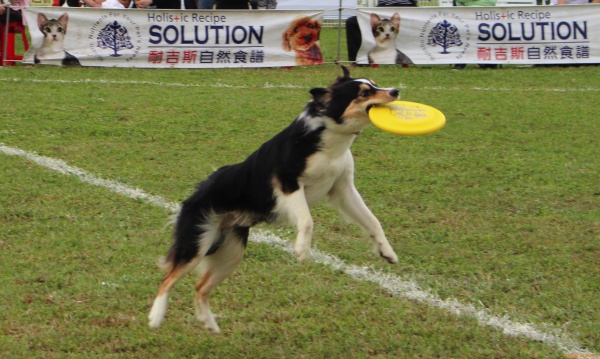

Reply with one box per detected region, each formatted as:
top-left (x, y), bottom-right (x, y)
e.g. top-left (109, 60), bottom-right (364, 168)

top-left (361, 90), bottom-right (371, 98)
top-left (307, 23), bottom-right (314, 29)
top-left (294, 27), bottom-right (299, 33)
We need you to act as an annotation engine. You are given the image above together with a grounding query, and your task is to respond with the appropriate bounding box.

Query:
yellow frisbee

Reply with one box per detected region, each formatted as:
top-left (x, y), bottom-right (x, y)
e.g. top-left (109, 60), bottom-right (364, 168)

top-left (369, 101), bottom-right (446, 136)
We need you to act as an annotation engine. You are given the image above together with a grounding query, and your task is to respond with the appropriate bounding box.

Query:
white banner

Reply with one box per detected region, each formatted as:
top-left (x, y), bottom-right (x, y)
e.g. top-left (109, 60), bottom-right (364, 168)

top-left (23, 8), bottom-right (325, 68)
top-left (356, 5), bottom-right (600, 65)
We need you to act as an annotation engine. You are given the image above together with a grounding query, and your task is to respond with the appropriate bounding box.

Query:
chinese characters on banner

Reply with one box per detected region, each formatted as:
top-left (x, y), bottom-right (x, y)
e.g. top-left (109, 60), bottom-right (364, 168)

top-left (22, 6), bottom-right (600, 67)
top-left (23, 8), bottom-right (325, 68)
top-left (356, 6), bottom-right (599, 65)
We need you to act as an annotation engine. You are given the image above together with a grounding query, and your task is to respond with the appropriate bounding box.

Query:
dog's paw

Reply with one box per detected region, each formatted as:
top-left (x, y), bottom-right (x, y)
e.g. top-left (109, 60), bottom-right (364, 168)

top-left (380, 251), bottom-right (399, 264)
top-left (148, 294), bottom-right (168, 328)
top-left (295, 247), bottom-right (310, 263)
top-left (377, 243), bottom-right (398, 264)
top-left (148, 313), bottom-right (163, 329)
top-left (296, 250), bottom-right (310, 263)
top-left (203, 317), bottom-right (221, 334)
top-left (206, 323), bottom-right (221, 334)
top-left (197, 309), bottom-right (221, 334)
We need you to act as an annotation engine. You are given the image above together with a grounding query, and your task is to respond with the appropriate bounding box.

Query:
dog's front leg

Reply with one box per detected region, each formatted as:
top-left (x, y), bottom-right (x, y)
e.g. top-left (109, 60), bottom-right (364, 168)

top-left (276, 185), bottom-right (314, 263)
top-left (328, 175), bottom-right (399, 264)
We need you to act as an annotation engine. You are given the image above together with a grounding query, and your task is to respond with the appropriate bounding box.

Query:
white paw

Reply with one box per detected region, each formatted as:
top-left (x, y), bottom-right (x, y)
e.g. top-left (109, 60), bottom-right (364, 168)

top-left (295, 246), bottom-right (310, 263)
top-left (205, 323), bottom-right (221, 334)
top-left (203, 316), bottom-right (221, 334)
top-left (377, 243), bottom-right (398, 264)
top-left (148, 294), bottom-right (168, 328)
top-left (148, 313), bottom-right (163, 329)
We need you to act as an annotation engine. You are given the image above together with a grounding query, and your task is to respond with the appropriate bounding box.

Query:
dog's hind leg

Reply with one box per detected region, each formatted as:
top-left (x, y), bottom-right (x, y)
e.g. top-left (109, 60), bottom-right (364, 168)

top-left (148, 256), bottom-right (202, 328)
top-left (328, 172), bottom-right (399, 264)
top-left (148, 210), bottom-right (217, 329)
top-left (194, 226), bottom-right (248, 334)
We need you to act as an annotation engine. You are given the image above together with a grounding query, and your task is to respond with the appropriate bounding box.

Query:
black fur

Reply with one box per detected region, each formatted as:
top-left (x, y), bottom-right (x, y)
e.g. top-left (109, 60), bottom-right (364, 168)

top-left (165, 68), bottom-right (381, 268)
top-left (149, 67), bottom-right (400, 332)
top-left (167, 118), bottom-right (325, 267)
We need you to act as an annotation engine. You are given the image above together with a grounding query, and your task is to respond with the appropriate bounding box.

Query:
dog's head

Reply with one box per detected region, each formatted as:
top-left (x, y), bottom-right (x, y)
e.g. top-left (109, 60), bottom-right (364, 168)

top-left (282, 17), bottom-right (322, 52)
top-left (307, 66), bottom-right (399, 133)
top-left (37, 13), bottom-right (69, 42)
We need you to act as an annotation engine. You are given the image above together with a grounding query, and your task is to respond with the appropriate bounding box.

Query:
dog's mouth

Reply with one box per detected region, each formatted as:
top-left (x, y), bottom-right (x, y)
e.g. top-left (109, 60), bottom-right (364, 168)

top-left (367, 88), bottom-right (400, 112)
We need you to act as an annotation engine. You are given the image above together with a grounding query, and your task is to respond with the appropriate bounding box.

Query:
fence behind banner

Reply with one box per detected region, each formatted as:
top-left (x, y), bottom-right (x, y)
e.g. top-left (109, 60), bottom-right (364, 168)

top-left (13, 3), bottom-right (600, 68)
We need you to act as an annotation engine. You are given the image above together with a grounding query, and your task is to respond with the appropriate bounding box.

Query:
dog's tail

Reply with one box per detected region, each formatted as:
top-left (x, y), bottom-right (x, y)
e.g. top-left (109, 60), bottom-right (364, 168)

top-left (155, 213), bottom-right (179, 272)
top-left (155, 256), bottom-right (172, 272)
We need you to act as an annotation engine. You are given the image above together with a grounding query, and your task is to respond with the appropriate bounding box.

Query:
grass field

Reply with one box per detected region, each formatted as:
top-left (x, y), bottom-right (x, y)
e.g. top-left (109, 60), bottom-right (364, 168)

top-left (1, 28), bottom-right (599, 358)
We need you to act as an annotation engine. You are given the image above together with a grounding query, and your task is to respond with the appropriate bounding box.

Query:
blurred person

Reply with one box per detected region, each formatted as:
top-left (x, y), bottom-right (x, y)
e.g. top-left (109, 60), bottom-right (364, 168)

top-left (550, 0), bottom-right (587, 3)
top-left (135, 0), bottom-right (179, 8)
top-left (0, 0), bottom-right (25, 24)
top-left (59, 0), bottom-right (82, 6)
top-left (214, 0), bottom-right (250, 8)
top-left (198, 0), bottom-right (214, 8)
top-left (257, 0), bottom-right (276, 8)
top-left (81, 0), bottom-right (130, 8)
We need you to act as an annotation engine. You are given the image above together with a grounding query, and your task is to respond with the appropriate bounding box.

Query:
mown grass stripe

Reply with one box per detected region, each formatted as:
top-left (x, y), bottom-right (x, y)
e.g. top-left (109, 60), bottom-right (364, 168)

top-left (0, 142), bottom-right (592, 355)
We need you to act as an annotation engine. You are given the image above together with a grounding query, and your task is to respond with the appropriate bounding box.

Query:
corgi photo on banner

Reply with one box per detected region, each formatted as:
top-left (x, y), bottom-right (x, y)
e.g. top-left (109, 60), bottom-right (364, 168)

top-left (34, 13), bottom-right (81, 66)
top-left (368, 13), bottom-right (414, 65)
top-left (148, 66), bottom-right (399, 333)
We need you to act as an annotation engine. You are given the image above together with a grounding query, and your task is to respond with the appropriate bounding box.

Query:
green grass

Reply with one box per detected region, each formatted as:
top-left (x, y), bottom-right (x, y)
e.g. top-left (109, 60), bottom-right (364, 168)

top-left (1, 28), bottom-right (599, 358)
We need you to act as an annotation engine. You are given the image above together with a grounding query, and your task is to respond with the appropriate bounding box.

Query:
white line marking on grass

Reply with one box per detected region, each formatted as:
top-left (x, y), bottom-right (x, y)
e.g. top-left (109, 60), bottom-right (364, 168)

top-left (2, 77), bottom-right (599, 92)
top-left (0, 143), bottom-right (179, 213)
top-left (0, 142), bottom-right (593, 355)
top-left (0, 77), bottom-right (304, 89)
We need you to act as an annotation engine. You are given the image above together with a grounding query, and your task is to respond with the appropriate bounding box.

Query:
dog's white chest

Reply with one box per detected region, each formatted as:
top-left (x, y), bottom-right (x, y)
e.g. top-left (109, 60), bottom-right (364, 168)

top-left (302, 151), bottom-right (351, 206)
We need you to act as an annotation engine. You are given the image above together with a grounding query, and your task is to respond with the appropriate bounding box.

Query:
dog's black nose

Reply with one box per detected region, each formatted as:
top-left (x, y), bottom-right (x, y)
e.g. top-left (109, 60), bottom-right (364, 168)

top-left (389, 89), bottom-right (399, 98)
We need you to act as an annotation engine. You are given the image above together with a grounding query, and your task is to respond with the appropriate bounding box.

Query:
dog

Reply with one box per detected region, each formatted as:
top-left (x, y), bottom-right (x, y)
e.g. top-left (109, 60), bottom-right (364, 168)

top-left (34, 13), bottom-right (80, 66)
top-left (148, 66), bottom-right (399, 333)
top-left (282, 17), bottom-right (323, 66)
top-left (368, 13), bottom-right (413, 66)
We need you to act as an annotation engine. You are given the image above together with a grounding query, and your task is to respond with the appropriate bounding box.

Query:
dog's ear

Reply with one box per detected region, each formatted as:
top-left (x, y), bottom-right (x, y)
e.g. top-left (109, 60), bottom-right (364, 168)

top-left (308, 87), bottom-right (330, 115)
top-left (334, 65), bottom-right (352, 84)
top-left (329, 66), bottom-right (353, 88)
top-left (310, 87), bottom-right (329, 102)
top-left (340, 65), bottom-right (351, 80)
top-left (314, 20), bottom-right (322, 36)
top-left (282, 28), bottom-right (291, 52)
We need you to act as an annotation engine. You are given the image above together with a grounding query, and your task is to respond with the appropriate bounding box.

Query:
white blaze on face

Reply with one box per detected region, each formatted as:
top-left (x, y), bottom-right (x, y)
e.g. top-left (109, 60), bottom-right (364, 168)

top-left (354, 78), bottom-right (388, 91)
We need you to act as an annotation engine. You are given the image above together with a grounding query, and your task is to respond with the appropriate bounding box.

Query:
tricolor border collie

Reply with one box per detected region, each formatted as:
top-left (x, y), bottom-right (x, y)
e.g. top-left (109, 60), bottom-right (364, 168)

top-left (149, 66), bottom-right (399, 333)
